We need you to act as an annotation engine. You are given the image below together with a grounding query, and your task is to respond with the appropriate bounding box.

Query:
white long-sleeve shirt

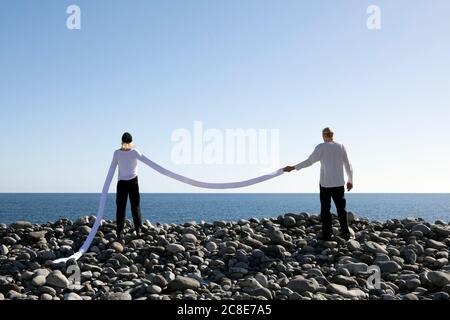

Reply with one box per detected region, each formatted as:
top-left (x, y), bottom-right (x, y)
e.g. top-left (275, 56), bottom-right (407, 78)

top-left (294, 141), bottom-right (353, 188)
top-left (110, 148), bottom-right (144, 181)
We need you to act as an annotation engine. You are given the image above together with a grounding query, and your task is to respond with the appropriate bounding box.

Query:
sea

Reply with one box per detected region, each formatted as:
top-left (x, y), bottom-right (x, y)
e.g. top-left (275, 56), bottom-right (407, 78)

top-left (0, 193), bottom-right (449, 225)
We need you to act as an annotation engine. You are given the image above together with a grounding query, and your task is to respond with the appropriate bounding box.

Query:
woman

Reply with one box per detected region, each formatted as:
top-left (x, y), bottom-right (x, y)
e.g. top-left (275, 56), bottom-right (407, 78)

top-left (111, 132), bottom-right (143, 238)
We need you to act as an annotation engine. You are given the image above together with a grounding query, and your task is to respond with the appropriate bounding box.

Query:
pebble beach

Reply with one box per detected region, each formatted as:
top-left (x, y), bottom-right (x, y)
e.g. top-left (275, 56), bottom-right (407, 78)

top-left (1, 212), bottom-right (450, 301)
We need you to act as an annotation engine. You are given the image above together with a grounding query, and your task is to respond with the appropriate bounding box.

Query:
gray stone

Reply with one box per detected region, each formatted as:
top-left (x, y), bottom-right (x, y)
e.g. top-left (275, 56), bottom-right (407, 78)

top-left (7, 290), bottom-right (25, 300)
top-left (332, 275), bottom-right (359, 287)
top-left (406, 278), bottom-right (421, 290)
top-left (40, 293), bottom-right (53, 300)
top-left (167, 276), bottom-right (200, 291)
top-left (78, 225), bottom-right (92, 235)
top-left (112, 253), bottom-right (130, 264)
top-left (147, 285), bottom-right (162, 294)
top-left (342, 262), bottom-right (368, 275)
top-left (1, 237), bottom-right (17, 245)
top-left (255, 274), bottom-right (268, 288)
top-left (347, 212), bottom-right (355, 223)
top-left (283, 216), bottom-right (297, 228)
top-left (17, 252), bottom-right (31, 261)
top-left (0, 244), bottom-right (8, 255)
top-left (364, 241), bottom-right (388, 255)
top-left (430, 292), bottom-right (449, 300)
top-left (288, 292), bottom-right (303, 300)
top-left (130, 239), bottom-right (146, 248)
top-left (252, 287), bottom-right (272, 300)
top-left (267, 227), bottom-right (285, 243)
top-left (431, 225), bottom-right (450, 237)
top-left (376, 261), bottom-right (401, 274)
top-left (11, 221), bottom-right (32, 229)
top-left (103, 292), bottom-right (132, 300)
top-left (347, 240), bottom-right (361, 251)
top-left (34, 268), bottom-right (50, 277)
top-left (229, 267), bottom-right (248, 274)
top-left (287, 278), bottom-right (319, 293)
top-left (32, 275), bottom-right (47, 287)
top-left (37, 250), bottom-right (56, 261)
top-left (164, 271), bottom-right (176, 282)
top-left (205, 241), bottom-right (218, 251)
top-left (402, 293), bottom-right (419, 300)
top-left (29, 231), bottom-right (47, 240)
top-left (81, 271), bottom-right (93, 281)
top-left (411, 224), bottom-right (431, 235)
top-left (64, 293), bottom-right (83, 300)
top-left (403, 249), bottom-right (417, 264)
top-left (322, 241), bottom-right (338, 249)
top-left (111, 242), bottom-right (124, 253)
top-left (213, 220), bottom-right (227, 228)
top-left (45, 270), bottom-right (70, 288)
top-left (74, 216), bottom-right (89, 226)
top-left (251, 249), bottom-right (265, 259)
top-left (181, 233), bottom-right (197, 243)
top-left (167, 243), bottom-right (185, 254)
top-left (307, 268), bottom-right (324, 278)
top-left (39, 286), bottom-right (56, 296)
top-left (236, 250), bottom-right (249, 262)
top-left (152, 275), bottom-right (168, 288)
top-left (262, 245), bottom-right (285, 258)
top-left (21, 271), bottom-right (34, 281)
top-left (427, 239), bottom-right (447, 250)
top-left (428, 271), bottom-right (450, 287)
top-left (327, 283), bottom-right (366, 299)
top-left (190, 255), bottom-right (204, 265)
top-left (239, 278), bottom-right (263, 289)
top-left (243, 237), bottom-right (263, 249)
top-left (443, 284), bottom-right (450, 294)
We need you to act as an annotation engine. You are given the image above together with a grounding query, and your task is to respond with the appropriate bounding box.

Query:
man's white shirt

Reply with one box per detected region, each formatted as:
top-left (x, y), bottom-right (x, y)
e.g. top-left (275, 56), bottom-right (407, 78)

top-left (294, 141), bottom-right (353, 188)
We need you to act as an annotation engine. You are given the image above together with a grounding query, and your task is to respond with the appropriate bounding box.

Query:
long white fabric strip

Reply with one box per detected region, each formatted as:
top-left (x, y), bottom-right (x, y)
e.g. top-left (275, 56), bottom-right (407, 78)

top-left (138, 154), bottom-right (284, 189)
top-left (53, 156), bottom-right (284, 263)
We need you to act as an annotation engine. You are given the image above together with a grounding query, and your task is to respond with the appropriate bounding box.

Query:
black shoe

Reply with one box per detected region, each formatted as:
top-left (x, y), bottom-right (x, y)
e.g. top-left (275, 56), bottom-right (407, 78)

top-left (135, 232), bottom-right (144, 239)
top-left (341, 233), bottom-right (351, 240)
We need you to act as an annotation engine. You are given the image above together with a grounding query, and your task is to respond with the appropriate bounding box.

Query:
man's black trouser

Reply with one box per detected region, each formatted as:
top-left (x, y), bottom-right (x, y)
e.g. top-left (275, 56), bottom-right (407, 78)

top-left (320, 184), bottom-right (350, 239)
top-left (116, 176), bottom-right (142, 235)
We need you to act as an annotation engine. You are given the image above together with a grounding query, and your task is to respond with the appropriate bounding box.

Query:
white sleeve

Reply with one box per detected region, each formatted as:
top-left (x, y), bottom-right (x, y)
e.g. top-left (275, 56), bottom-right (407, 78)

top-left (134, 148), bottom-right (143, 158)
top-left (103, 151), bottom-right (118, 191)
top-left (294, 145), bottom-right (321, 170)
top-left (342, 145), bottom-right (353, 184)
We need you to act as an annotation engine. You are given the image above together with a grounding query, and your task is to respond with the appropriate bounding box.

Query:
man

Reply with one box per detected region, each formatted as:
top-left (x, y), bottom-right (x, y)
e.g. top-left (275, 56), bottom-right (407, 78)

top-left (283, 127), bottom-right (353, 241)
top-left (109, 132), bottom-right (143, 238)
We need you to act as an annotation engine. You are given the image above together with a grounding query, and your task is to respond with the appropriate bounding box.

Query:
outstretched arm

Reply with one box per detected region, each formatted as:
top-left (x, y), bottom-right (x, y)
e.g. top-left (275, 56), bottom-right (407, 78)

top-left (284, 145), bottom-right (321, 172)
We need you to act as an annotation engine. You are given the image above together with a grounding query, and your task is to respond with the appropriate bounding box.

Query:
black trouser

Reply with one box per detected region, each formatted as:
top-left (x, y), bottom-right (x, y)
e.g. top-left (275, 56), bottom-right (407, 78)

top-left (319, 184), bottom-right (350, 239)
top-left (116, 176), bottom-right (142, 235)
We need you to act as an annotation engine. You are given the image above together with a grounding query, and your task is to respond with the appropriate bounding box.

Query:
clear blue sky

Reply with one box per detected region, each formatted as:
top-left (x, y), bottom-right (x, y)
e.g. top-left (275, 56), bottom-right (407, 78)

top-left (1, 0), bottom-right (449, 193)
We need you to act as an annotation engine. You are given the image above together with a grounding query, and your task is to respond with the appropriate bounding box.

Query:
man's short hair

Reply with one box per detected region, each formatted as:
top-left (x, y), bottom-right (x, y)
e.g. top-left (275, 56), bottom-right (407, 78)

top-left (322, 127), bottom-right (334, 135)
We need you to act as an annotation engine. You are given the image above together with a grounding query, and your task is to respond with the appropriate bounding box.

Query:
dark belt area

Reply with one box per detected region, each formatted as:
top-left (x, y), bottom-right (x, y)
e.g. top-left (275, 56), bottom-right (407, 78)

top-left (118, 176), bottom-right (138, 183)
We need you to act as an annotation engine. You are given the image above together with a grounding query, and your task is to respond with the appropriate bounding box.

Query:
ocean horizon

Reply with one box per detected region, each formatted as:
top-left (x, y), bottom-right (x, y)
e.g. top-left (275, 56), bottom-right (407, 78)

top-left (0, 193), bottom-right (449, 225)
